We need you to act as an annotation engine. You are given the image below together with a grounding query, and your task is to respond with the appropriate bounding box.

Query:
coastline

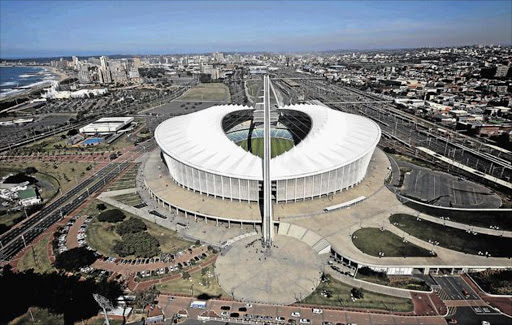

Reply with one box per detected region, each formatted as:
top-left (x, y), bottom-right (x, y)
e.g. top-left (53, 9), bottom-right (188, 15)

top-left (44, 66), bottom-right (69, 82)
top-left (0, 66), bottom-right (69, 101)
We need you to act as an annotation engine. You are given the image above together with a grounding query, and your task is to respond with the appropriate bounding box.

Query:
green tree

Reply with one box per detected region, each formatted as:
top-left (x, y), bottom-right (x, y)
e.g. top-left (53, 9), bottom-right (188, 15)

top-left (113, 241), bottom-right (135, 257)
top-left (54, 247), bottom-right (97, 272)
top-left (97, 209), bottom-right (125, 223)
top-left (115, 217), bottom-right (147, 235)
top-left (134, 286), bottom-right (160, 319)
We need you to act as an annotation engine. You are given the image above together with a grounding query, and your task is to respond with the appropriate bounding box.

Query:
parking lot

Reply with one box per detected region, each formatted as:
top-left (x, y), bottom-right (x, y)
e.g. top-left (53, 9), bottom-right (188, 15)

top-left (399, 161), bottom-right (501, 208)
top-left (159, 295), bottom-right (448, 325)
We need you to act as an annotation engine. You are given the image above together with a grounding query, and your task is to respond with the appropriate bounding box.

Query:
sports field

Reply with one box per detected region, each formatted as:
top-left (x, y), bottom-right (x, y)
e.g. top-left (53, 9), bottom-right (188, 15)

top-left (178, 83), bottom-right (230, 102)
top-left (238, 137), bottom-right (294, 158)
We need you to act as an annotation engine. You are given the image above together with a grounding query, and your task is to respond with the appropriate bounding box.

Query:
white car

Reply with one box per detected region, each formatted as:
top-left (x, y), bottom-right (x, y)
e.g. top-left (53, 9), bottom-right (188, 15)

top-left (299, 319), bottom-right (311, 324)
top-left (312, 308), bottom-right (323, 314)
top-left (481, 322), bottom-right (490, 325)
top-left (291, 312), bottom-right (301, 318)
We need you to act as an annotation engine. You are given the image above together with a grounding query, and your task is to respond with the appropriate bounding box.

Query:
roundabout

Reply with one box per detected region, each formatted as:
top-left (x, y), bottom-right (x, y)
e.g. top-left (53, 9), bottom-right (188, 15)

top-left (214, 235), bottom-right (324, 305)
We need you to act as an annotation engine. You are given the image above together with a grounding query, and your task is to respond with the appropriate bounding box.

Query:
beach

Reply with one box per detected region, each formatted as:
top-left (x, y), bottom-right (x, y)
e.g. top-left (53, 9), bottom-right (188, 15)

top-left (0, 66), bottom-right (68, 100)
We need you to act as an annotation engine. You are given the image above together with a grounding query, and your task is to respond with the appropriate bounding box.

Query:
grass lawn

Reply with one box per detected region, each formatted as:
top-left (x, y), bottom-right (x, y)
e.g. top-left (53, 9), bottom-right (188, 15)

top-left (407, 208), bottom-right (512, 231)
top-left (17, 234), bottom-right (55, 273)
top-left (246, 79), bottom-right (261, 100)
top-left (356, 272), bottom-right (431, 291)
top-left (84, 200), bottom-right (191, 258)
top-left (303, 275), bottom-right (414, 312)
top-left (106, 164), bottom-right (139, 191)
top-left (144, 219), bottom-right (192, 253)
top-left (238, 138), bottom-right (295, 158)
top-left (352, 228), bottom-right (434, 257)
top-left (156, 265), bottom-right (229, 298)
top-left (390, 214), bottom-right (512, 257)
top-left (112, 192), bottom-right (143, 206)
top-left (86, 218), bottom-right (125, 258)
top-left (178, 83), bottom-right (230, 102)
top-left (2, 161), bottom-right (96, 194)
top-left (8, 307), bottom-right (64, 325)
top-left (7, 307), bottom-right (125, 325)
top-left (0, 212), bottom-right (24, 230)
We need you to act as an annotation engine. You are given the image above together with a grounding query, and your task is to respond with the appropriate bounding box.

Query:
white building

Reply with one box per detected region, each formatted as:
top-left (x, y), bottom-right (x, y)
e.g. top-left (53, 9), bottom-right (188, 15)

top-left (79, 117), bottom-right (134, 135)
top-left (155, 104), bottom-right (380, 202)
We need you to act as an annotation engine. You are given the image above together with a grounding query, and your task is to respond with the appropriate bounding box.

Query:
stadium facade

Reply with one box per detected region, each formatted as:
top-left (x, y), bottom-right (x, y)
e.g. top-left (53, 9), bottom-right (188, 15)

top-left (155, 103), bottom-right (381, 202)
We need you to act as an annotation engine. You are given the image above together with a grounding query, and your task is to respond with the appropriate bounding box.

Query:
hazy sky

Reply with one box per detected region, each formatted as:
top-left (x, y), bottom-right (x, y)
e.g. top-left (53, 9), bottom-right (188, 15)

top-left (0, 0), bottom-right (511, 58)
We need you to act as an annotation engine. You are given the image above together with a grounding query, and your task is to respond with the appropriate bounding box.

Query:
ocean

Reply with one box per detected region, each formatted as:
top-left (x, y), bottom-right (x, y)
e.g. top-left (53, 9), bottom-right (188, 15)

top-left (0, 66), bottom-right (58, 98)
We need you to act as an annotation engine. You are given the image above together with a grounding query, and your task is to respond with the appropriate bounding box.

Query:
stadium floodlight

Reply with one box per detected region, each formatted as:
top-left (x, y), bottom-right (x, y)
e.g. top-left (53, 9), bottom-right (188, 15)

top-left (93, 293), bottom-right (113, 325)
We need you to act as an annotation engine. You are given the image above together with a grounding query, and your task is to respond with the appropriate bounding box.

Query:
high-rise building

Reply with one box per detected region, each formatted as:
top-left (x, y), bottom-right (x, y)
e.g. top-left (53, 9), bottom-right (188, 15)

top-left (99, 56), bottom-right (112, 84)
top-left (213, 52), bottom-right (225, 62)
top-left (100, 56), bottom-right (109, 70)
top-left (72, 56), bottom-right (79, 69)
top-left (78, 65), bottom-right (91, 83)
top-left (133, 57), bottom-right (141, 69)
top-left (495, 64), bottom-right (510, 78)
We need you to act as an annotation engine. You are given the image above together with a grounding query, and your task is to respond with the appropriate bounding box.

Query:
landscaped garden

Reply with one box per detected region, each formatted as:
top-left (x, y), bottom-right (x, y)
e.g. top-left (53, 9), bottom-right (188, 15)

top-left (390, 214), bottom-right (512, 257)
top-left (303, 274), bottom-right (414, 312)
top-left (470, 270), bottom-right (512, 295)
top-left (84, 203), bottom-right (191, 259)
top-left (352, 227), bottom-right (434, 257)
top-left (156, 265), bottom-right (228, 298)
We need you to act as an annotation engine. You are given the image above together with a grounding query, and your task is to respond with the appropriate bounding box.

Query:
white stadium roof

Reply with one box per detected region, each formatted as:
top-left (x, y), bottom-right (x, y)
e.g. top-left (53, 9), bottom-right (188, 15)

top-left (155, 104), bottom-right (381, 181)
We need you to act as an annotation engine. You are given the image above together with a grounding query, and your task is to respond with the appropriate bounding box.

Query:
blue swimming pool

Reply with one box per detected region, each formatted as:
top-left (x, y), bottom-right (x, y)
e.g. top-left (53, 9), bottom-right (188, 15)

top-left (82, 137), bottom-right (104, 145)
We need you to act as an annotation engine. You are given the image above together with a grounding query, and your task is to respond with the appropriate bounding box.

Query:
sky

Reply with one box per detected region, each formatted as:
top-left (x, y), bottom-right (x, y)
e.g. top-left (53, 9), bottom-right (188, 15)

top-left (0, 0), bottom-right (511, 58)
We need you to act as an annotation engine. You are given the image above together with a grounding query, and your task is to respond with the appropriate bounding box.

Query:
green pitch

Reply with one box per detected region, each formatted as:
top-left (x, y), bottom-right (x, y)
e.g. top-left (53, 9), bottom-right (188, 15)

top-left (238, 138), bottom-right (294, 158)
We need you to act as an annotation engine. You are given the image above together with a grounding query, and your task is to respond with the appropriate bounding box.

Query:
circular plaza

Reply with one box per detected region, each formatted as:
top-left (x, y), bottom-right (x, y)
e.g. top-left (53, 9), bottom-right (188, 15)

top-left (215, 235), bottom-right (323, 305)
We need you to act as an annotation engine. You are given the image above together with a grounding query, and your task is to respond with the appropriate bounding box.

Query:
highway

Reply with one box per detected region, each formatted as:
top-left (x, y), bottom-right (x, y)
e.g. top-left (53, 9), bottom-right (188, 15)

top-left (274, 68), bottom-right (512, 187)
top-left (0, 141), bottom-right (152, 262)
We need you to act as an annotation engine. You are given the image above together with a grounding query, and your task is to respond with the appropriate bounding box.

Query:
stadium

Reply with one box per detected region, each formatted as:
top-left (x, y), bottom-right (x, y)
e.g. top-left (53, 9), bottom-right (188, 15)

top-left (154, 103), bottom-right (381, 202)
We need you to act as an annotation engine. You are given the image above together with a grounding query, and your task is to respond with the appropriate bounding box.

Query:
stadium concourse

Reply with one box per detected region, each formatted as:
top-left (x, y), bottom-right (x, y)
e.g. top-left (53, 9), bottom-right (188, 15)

top-left (140, 102), bottom-right (512, 305)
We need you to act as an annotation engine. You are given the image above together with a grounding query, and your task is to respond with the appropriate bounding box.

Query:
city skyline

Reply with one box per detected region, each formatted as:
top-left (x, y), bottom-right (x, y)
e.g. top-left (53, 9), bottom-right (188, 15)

top-left (0, 0), bottom-right (511, 58)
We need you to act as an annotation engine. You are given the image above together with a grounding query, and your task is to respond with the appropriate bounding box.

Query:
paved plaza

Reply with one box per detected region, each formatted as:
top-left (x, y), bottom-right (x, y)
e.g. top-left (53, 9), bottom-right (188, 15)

top-left (215, 235), bottom-right (324, 305)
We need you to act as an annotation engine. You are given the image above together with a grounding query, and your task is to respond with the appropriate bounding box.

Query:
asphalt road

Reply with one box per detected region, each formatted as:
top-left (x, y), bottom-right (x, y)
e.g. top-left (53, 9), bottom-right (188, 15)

top-left (448, 307), bottom-right (511, 325)
top-left (433, 275), bottom-right (480, 300)
top-left (0, 142), bottom-right (152, 261)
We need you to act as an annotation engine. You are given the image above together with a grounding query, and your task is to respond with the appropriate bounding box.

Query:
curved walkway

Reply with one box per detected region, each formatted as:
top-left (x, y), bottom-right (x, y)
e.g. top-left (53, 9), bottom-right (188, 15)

top-left (415, 212), bottom-right (512, 238)
top-left (325, 267), bottom-right (412, 299)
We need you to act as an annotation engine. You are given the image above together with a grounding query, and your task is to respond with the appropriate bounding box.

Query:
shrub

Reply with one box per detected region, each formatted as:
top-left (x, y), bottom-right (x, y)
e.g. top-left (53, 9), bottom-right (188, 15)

top-left (116, 217), bottom-right (147, 235)
top-left (97, 209), bottom-right (126, 223)
top-left (24, 167), bottom-right (38, 175)
top-left (351, 287), bottom-right (364, 299)
top-left (96, 203), bottom-right (107, 211)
